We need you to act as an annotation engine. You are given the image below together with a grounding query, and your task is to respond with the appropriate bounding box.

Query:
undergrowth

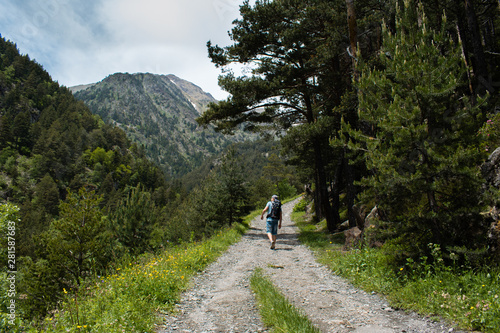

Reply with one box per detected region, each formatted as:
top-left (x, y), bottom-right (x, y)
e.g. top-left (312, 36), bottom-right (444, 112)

top-left (292, 203), bottom-right (500, 333)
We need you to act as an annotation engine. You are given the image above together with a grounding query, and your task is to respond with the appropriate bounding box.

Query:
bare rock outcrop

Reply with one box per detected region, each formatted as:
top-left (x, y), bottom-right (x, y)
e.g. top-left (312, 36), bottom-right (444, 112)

top-left (343, 227), bottom-right (362, 250)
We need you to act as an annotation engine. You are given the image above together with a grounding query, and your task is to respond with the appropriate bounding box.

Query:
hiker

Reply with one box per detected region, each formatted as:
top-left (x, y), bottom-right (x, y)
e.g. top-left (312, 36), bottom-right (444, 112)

top-left (260, 194), bottom-right (282, 249)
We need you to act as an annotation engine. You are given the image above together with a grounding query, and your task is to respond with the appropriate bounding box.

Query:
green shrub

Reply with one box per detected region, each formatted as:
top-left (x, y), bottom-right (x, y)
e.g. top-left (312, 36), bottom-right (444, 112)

top-left (293, 198), bottom-right (309, 213)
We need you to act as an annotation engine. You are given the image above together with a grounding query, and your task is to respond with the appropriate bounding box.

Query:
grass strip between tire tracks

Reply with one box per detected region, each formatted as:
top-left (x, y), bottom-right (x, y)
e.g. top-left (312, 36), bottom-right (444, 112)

top-left (250, 267), bottom-right (320, 333)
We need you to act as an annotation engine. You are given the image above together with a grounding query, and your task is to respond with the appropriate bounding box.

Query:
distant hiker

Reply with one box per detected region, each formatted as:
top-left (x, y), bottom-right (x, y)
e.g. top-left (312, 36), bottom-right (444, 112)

top-left (260, 195), bottom-right (282, 249)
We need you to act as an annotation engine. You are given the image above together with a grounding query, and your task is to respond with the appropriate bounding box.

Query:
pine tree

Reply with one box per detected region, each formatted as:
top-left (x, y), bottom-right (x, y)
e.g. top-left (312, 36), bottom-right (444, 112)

top-left (0, 202), bottom-right (19, 270)
top-left (43, 188), bottom-right (110, 284)
top-left (22, 188), bottom-right (111, 317)
top-left (218, 147), bottom-right (250, 225)
top-left (12, 110), bottom-right (32, 154)
top-left (0, 115), bottom-right (13, 150)
top-left (350, 1), bottom-right (489, 257)
top-left (111, 184), bottom-right (156, 254)
top-left (33, 173), bottom-right (60, 217)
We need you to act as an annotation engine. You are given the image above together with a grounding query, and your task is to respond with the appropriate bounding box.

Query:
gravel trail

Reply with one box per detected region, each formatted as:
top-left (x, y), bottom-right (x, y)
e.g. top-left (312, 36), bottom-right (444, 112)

top-left (157, 198), bottom-right (464, 333)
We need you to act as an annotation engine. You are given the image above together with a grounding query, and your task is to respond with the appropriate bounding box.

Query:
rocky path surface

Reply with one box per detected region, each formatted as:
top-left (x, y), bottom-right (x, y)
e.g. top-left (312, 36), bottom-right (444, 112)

top-left (157, 198), bottom-right (464, 333)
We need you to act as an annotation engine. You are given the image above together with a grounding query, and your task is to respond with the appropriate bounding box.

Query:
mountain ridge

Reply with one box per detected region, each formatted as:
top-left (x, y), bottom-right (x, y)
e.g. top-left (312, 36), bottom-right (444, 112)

top-left (72, 72), bottom-right (250, 179)
top-left (69, 73), bottom-right (216, 113)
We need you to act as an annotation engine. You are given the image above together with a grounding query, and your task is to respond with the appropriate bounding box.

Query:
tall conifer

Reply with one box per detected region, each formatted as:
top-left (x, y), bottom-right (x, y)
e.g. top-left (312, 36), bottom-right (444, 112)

top-left (350, 1), bottom-right (489, 255)
top-left (198, 0), bottom-right (352, 229)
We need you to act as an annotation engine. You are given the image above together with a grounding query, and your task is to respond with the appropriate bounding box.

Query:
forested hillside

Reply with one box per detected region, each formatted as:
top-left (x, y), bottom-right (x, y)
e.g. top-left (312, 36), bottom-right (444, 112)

top-left (0, 35), bottom-right (176, 317)
top-left (0, 37), bottom-right (175, 253)
top-left (73, 73), bottom-right (252, 179)
top-left (0, 35), bottom-right (301, 325)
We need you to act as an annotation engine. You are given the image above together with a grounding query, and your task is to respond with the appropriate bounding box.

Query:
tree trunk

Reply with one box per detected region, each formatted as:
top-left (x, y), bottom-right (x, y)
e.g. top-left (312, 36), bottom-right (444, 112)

top-left (330, 152), bottom-right (344, 232)
top-left (77, 252), bottom-right (83, 286)
top-left (313, 169), bottom-right (323, 220)
top-left (345, 1), bottom-right (360, 230)
top-left (464, 0), bottom-right (491, 92)
top-left (344, 149), bottom-right (357, 228)
top-left (313, 137), bottom-right (338, 231)
top-left (456, 22), bottom-right (474, 94)
top-left (427, 190), bottom-right (438, 213)
top-left (346, 0), bottom-right (358, 69)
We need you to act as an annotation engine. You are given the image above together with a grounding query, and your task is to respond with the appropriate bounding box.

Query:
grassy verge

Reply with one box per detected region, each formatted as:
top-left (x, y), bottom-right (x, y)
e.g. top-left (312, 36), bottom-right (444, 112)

top-left (292, 203), bottom-right (500, 333)
top-left (23, 211), bottom-right (258, 333)
top-left (250, 268), bottom-right (320, 333)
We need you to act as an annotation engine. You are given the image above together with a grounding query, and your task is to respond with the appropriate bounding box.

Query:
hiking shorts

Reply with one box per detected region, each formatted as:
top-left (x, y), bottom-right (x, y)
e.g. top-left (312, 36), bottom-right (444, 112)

top-left (266, 218), bottom-right (279, 235)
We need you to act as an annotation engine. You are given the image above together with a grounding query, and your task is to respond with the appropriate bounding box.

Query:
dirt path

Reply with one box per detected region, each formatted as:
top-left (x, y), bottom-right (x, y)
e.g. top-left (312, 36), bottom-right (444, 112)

top-left (157, 198), bottom-right (463, 332)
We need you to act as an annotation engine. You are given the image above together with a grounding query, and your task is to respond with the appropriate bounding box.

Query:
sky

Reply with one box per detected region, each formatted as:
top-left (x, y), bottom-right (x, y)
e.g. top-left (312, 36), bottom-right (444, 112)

top-left (0, 0), bottom-right (249, 100)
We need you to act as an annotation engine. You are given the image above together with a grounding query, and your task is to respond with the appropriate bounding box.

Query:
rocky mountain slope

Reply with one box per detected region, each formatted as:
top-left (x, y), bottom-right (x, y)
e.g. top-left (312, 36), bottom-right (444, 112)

top-left (72, 73), bottom-right (249, 179)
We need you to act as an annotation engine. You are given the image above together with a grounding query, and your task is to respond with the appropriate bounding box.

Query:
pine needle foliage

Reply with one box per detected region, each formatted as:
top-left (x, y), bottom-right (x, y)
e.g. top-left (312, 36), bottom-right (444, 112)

top-left (347, 0), bottom-right (489, 261)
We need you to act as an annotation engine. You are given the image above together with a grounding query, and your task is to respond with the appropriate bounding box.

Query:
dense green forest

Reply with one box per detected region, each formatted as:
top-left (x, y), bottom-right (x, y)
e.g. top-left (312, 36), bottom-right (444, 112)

top-left (199, 0), bottom-right (500, 266)
top-left (0, 34), bottom-right (300, 325)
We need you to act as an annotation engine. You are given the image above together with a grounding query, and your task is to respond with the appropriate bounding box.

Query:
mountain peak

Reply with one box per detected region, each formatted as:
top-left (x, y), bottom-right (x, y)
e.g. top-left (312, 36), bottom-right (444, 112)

top-left (72, 72), bottom-right (247, 179)
top-left (70, 73), bottom-right (216, 114)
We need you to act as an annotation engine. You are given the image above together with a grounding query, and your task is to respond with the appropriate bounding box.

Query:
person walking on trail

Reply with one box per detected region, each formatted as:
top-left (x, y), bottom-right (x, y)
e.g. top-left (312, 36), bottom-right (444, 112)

top-left (260, 195), bottom-right (282, 249)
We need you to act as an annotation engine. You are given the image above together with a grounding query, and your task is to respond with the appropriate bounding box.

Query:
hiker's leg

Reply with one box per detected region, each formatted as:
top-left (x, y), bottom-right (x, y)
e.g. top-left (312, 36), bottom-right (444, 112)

top-left (266, 220), bottom-right (274, 243)
top-left (273, 220), bottom-right (278, 242)
top-left (270, 220), bottom-right (278, 249)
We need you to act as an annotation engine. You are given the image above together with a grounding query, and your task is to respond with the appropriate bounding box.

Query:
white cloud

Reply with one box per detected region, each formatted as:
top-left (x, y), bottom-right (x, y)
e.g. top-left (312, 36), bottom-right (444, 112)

top-left (0, 0), bottom-right (248, 100)
top-left (99, 0), bottom-right (220, 43)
